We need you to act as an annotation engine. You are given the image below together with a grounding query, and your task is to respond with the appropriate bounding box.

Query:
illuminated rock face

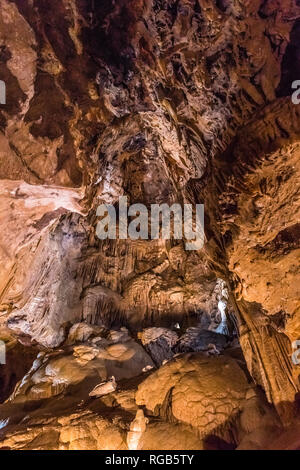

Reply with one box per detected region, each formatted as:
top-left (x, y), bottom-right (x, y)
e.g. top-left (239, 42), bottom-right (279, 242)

top-left (0, 342), bottom-right (282, 450)
top-left (0, 0), bottom-right (299, 449)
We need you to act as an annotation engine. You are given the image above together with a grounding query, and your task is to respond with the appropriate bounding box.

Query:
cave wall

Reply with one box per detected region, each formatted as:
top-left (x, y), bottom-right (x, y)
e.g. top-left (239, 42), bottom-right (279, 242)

top-left (0, 0), bottom-right (299, 418)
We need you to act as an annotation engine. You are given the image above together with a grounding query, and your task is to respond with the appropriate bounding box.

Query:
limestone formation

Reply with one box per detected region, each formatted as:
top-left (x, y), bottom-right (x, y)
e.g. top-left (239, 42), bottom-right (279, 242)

top-left (0, 0), bottom-right (299, 450)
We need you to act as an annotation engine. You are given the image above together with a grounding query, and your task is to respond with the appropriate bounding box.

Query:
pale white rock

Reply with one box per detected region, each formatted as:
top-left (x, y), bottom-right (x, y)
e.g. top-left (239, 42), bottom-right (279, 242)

top-left (214, 299), bottom-right (229, 336)
top-left (127, 409), bottom-right (149, 450)
top-left (142, 365), bottom-right (154, 372)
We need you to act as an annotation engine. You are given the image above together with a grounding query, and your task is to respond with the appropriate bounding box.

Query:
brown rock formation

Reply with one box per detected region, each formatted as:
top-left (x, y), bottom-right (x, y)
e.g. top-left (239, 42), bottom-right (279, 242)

top-left (0, 0), bottom-right (299, 450)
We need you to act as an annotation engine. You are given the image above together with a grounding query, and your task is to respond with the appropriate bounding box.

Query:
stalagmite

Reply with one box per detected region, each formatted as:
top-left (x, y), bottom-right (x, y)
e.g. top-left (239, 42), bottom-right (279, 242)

top-left (127, 409), bottom-right (149, 451)
top-left (214, 300), bottom-right (229, 336)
